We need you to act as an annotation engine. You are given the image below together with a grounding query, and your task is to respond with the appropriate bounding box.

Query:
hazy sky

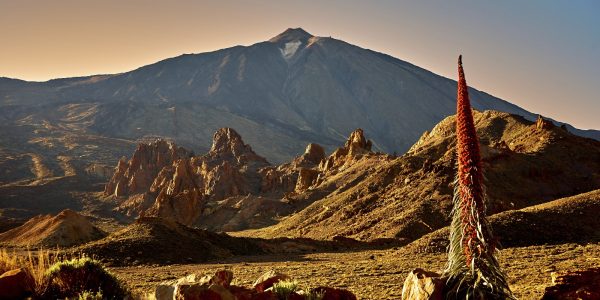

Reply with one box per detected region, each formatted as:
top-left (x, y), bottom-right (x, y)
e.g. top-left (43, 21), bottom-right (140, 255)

top-left (1, 0), bottom-right (598, 129)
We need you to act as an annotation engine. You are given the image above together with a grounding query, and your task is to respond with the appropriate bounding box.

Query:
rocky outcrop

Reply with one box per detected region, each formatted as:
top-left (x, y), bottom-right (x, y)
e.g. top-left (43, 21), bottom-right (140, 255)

top-left (536, 115), bottom-right (555, 130)
top-left (260, 143), bottom-right (325, 194)
top-left (144, 128), bottom-right (271, 225)
top-left (295, 168), bottom-right (320, 192)
top-left (104, 140), bottom-right (190, 197)
top-left (294, 143), bottom-right (325, 167)
top-left (320, 128), bottom-right (373, 172)
top-left (104, 128), bottom-right (379, 229)
top-left (208, 128), bottom-right (269, 165)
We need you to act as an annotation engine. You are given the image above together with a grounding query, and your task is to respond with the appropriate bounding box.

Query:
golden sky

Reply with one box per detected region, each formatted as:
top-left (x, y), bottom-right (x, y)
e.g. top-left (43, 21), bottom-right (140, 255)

top-left (1, 0), bottom-right (598, 129)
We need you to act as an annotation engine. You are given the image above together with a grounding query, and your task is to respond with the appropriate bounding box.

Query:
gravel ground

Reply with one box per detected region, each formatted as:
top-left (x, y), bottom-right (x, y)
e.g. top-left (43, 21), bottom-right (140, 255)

top-left (111, 242), bottom-right (600, 299)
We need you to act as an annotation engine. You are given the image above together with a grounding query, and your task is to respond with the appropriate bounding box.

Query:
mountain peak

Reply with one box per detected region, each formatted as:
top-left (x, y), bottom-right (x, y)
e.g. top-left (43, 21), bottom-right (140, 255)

top-left (269, 28), bottom-right (313, 43)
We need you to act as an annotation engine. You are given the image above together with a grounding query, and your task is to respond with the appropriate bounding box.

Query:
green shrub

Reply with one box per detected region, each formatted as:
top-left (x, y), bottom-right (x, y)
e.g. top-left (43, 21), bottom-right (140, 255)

top-left (271, 279), bottom-right (298, 300)
top-left (43, 257), bottom-right (127, 299)
top-left (77, 290), bottom-right (104, 300)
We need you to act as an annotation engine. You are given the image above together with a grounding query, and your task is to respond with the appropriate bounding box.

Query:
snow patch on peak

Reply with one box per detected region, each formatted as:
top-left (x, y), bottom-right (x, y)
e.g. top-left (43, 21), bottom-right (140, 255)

top-left (280, 41), bottom-right (302, 60)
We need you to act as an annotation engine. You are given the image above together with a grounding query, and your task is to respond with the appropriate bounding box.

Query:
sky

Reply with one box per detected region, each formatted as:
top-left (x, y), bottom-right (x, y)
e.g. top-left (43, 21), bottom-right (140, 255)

top-left (1, 0), bottom-right (599, 129)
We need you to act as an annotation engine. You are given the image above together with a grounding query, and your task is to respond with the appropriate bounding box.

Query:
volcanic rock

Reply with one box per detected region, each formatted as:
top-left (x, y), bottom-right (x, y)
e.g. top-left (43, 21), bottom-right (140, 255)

top-left (401, 268), bottom-right (444, 300)
top-left (108, 128), bottom-right (331, 229)
top-left (253, 270), bottom-right (290, 292)
top-left (320, 128), bottom-right (373, 172)
top-left (295, 168), bottom-right (320, 192)
top-left (536, 115), bottom-right (555, 130)
top-left (104, 139), bottom-right (190, 197)
top-left (295, 143), bottom-right (326, 167)
top-left (144, 128), bottom-right (270, 225)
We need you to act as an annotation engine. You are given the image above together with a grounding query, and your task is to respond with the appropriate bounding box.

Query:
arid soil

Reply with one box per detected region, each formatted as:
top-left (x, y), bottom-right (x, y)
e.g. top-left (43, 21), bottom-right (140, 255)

top-left (110, 242), bottom-right (600, 299)
top-left (0, 209), bottom-right (104, 247)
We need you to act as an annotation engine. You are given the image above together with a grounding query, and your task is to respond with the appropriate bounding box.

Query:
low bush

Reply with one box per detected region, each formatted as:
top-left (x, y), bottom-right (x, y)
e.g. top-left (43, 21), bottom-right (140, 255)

top-left (43, 256), bottom-right (127, 299)
top-left (272, 280), bottom-right (298, 300)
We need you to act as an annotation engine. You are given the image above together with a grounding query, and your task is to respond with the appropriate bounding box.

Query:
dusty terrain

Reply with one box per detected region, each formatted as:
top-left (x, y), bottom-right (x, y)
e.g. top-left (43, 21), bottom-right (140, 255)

top-left (109, 242), bottom-right (600, 299)
top-left (0, 209), bottom-right (104, 247)
top-left (1, 110), bottom-right (598, 299)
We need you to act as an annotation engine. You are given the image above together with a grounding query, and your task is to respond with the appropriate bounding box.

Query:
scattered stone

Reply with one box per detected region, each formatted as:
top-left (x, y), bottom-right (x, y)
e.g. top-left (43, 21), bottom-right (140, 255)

top-left (542, 267), bottom-right (600, 299)
top-left (253, 270), bottom-right (290, 292)
top-left (175, 283), bottom-right (221, 300)
top-left (208, 284), bottom-right (235, 300)
top-left (401, 268), bottom-right (444, 300)
top-left (199, 270), bottom-right (234, 288)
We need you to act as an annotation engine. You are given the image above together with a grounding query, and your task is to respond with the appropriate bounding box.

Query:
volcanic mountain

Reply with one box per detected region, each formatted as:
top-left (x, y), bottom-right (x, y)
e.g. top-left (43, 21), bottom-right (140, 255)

top-left (1, 28), bottom-right (598, 182)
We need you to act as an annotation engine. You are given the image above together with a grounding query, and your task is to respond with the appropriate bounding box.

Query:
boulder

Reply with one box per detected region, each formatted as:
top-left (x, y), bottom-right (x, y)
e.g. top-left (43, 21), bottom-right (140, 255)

top-left (209, 284), bottom-right (235, 300)
top-left (198, 270), bottom-right (234, 288)
top-left (401, 268), bottom-right (444, 300)
top-left (228, 285), bottom-right (254, 300)
top-left (175, 283), bottom-right (221, 300)
top-left (0, 268), bottom-right (31, 299)
top-left (253, 270), bottom-right (290, 292)
top-left (154, 283), bottom-right (176, 300)
top-left (542, 267), bottom-right (600, 299)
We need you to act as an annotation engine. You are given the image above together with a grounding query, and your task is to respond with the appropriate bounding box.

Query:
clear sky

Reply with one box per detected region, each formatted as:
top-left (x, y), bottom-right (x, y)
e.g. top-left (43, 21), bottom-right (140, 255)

top-left (1, 0), bottom-right (598, 129)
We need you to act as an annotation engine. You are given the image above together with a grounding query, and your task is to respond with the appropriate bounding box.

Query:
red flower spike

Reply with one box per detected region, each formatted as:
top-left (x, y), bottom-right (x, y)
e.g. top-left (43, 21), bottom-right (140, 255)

top-left (443, 55), bottom-right (514, 299)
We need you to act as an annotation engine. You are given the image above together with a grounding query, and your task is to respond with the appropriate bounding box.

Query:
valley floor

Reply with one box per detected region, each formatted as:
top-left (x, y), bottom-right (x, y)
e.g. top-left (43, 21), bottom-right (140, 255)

top-left (110, 242), bottom-right (600, 299)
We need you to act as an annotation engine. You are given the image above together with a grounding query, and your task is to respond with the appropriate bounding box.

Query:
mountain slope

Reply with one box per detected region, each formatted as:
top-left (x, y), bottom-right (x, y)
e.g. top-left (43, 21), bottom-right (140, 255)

top-left (405, 189), bottom-right (600, 253)
top-left (236, 110), bottom-right (600, 241)
top-left (1, 28), bottom-right (597, 168)
top-left (0, 209), bottom-right (104, 247)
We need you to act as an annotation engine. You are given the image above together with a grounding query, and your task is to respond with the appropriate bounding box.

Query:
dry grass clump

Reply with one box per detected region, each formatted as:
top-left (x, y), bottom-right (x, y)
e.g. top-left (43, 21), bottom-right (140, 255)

top-left (0, 248), bottom-right (57, 295)
top-left (0, 249), bottom-right (128, 299)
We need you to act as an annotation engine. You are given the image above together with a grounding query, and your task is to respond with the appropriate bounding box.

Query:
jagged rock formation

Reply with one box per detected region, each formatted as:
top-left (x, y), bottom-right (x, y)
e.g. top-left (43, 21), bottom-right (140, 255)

top-left (106, 128), bottom-right (346, 229)
top-left (104, 140), bottom-right (190, 197)
top-left (536, 115), bottom-right (555, 130)
top-left (320, 128), bottom-right (373, 172)
top-left (144, 128), bottom-right (270, 225)
top-left (242, 110), bottom-right (600, 242)
top-left (0, 209), bottom-right (104, 247)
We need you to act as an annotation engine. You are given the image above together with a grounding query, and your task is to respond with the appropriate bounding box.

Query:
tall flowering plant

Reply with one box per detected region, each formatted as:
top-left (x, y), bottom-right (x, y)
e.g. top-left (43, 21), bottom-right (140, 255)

top-left (444, 56), bottom-right (514, 299)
